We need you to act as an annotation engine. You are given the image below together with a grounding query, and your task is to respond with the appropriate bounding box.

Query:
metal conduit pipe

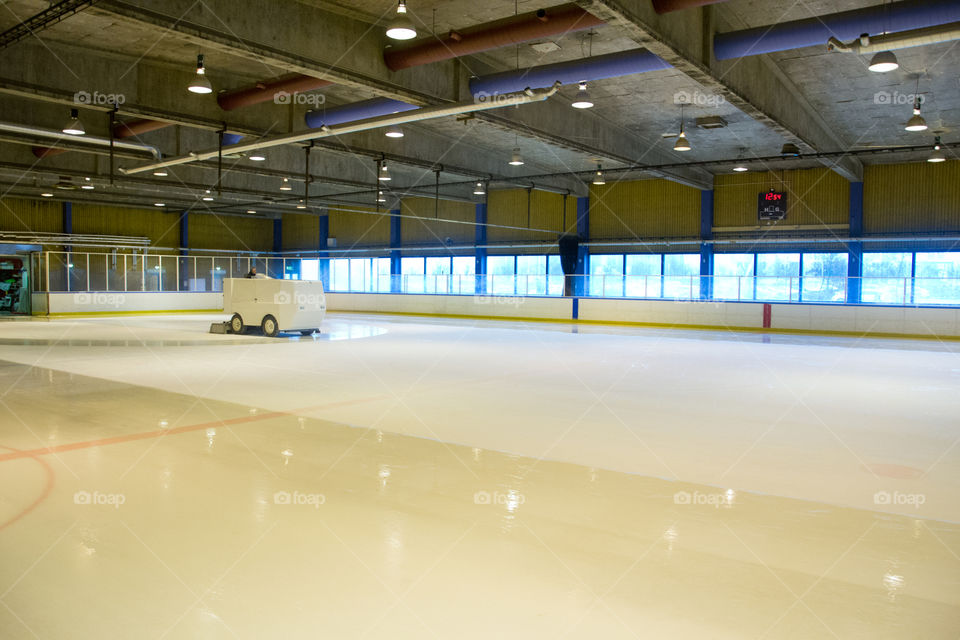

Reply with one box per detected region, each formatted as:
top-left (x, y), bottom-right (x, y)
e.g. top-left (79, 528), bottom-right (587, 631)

top-left (0, 121), bottom-right (162, 158)
top-left (384, 4), bottom-right (605, 71)
top-left (304, 98), bottom-right (419, 129)
top-left (827, 20), bottom-right (960, 53)
top-left (121, 84), bottom-right (561, 175)
top-left (651, 0), bottom-right (729, 13)
top-left (714, 0), bottom-right (960, 60)
top-left (217, 75), bottom-right (334, 111)
top-left (113, 117), bottom-right (171, 139)
top-left (469, 48), bottom-right (670, 96)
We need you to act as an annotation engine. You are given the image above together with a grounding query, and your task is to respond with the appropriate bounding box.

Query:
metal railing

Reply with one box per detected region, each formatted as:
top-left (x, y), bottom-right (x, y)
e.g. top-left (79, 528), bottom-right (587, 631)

top-left (31, 251), bottom-right (960, 307)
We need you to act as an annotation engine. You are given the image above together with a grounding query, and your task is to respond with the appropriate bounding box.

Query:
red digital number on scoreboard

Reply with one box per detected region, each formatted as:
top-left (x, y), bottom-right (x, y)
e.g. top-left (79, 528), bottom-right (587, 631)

top-left (764, 192), bottom-right (783, 201)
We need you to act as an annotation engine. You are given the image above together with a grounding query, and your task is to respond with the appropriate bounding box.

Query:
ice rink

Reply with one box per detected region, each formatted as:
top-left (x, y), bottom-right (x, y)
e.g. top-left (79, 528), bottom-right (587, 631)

top-left (0, 313), bottom-right (958, 638)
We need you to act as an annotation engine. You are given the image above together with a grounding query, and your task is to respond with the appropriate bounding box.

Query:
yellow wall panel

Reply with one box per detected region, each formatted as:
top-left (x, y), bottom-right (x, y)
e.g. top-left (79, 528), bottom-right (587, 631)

top-left (72, 204), bottom-right (180, 247)
top-left (327, 205), bottom-right (389, 247)
top-left (188, 214), bottom-right (273, 252)
top-left (864, 161), bottom-right (960, 233)
top-left (589, 179), bottom-right (700, 240)
top-left (486, 189), bottom-right (575, 249)
top-left (400, 197), bottom-right (475, 246)
top-left (282, 213), bottom-right (320, 251)
top-left (714, 168), bottom-right (848, 228)
top-left (0, 197), bottom-right (63, 233)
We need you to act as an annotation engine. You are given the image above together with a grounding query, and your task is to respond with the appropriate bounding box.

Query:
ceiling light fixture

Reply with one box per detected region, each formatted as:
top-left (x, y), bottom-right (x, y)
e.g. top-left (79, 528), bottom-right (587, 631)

top-left (386, 1), bottom-right (417, 41)
top-left (280, 177), bottom-right (292, 191)
top-left (377, 190), bottom-right (387, 203)
top-left (247, 209), bottom-right (257, 214)
top-left (673, 103), bottom-right (691, 152)
top-left (509, 148), bottom-right (524, 166)
top-left (296, 200), bottom-right (307, 209)
top-left (473, 181), bottom-right (486, 195)
top-left (868, 50), bottom-right (899, 73)
top-left (62, 108), bottom-right (85, 136)
top-left (592, 165), bottom-right (606, 185)
top-left (154, 202), bottom-right (165, 207)
top-left (40, 191), bottom-right (54, 197)
top-left (571, 82), bottom-right (594, 109)
top-left (249, 153), bottom-right (266, 162)
top-left (153, 169), bottom-right (168, 177)
top-left (378, 162), bottom-right (391, 181)
top-left (202, 190), bottom-right (214, 201)
top-left (385, 125), bottom-right (404, 138)
top-left (81, 177), bottom-right (95, 190)
top-left (188, 54), bottom-right (213, 94)
top-left (928, 136), bottom-right (946, 163)
top-left (781, 142), bottom-right (801, 157)
top-left (905, 77), bottom-right (928, 132)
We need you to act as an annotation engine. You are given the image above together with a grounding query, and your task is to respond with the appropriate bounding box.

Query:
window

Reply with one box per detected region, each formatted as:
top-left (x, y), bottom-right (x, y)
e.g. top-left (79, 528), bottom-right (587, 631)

top-left (374, 257), bottom-right (391, 292)
top-left (451, 257), bottom-right (475, 294)
top-left (625, 254), bottom-right (661, 298)
top-left (349, 258), bottom-right (371, 292)
top-left (401, 257), bottom-right (425, 293)
top-left (663, 254), bottom-right (700, 299)
top-left (487, 256), bottom-right (515, 295)
top-left (425, 257), bottom-right (451, 293)
top-left (713, 254), bottom-right (754, 301)
top-left (330, 258), bottom-right (349, 291)
top-left (547, 255), bottom-right (564, 296)
top-left (802, 253), bottom-right (848, 303)
top-left (589, 254), bottom-right (624, 297)
top-left (301, 259), bottom-right (319, 282)
top-left (915, 252), bottom-right (960, 305)
top-left (756, 253), bottom-right (799, 302)
top-left (862, 253), bottom-right (911, 304)
top-left (517, 255), bottom-right (546, 295)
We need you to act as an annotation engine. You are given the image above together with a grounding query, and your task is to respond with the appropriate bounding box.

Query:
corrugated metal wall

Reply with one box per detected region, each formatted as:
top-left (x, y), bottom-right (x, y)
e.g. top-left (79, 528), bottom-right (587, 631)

top-left (401, 197), bottom-right (475, 246)
top-left (864, 162), bottom-right (960, 233)
top-left (714, 168), bottom-right (848, 228)
top-left (281, 213), bottom-right (320, 251)
top-left (327, 205), bottom-right (390, 247)
top-left (486, 189), bottom-right (574, 249)
top-left (73, 204), bottom-right (180, 247)
top-left (588, 179), bottom-right (700, 240)
top-left (188, 214), bottom-right (273, 252)
top-left (0, 198), bottom-right (62, 233)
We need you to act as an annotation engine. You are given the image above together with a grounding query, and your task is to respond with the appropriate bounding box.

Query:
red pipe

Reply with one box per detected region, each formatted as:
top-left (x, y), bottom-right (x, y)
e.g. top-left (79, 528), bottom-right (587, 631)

top-left (32, 147), bottom-right (68, 158)
top-left (651, 0), bottom-right (728, 13)
top-left (217, 74), bottom-right (333, 111)
top-left (384, 4), bottom-right (606, 71)
top-left (113, 118), bottom-right (172, 139)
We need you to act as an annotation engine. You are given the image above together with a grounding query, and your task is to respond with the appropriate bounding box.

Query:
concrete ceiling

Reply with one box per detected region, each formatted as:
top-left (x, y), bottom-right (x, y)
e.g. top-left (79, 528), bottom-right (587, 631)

top-left (0, 0), bottom-right (955, 220)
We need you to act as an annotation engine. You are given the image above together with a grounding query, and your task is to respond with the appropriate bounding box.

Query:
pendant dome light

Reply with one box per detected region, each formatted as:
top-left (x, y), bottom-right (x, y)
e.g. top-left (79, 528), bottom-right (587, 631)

top-left (571, 82), bottom-right (594, 109)
top-left (249, 152), bottom-right (266, 162)
top-left (377, 190), bottom-right (387, 203)
top-left (386, 1), bottom-right (417, 40)
top-left (187, 54), bottom-right (213, 94)
top-left (62, 108), bottom-right (85, 135)
top-left (296, 200), bottom-right (307, 209)
top-left (673, 103), bottom-right (691, 152)
top-left (509, 148), bottom-right (524, 166)
top-left (202, 190), bottom-right (214, 201)
top-left (153, 169), bottom-right (168, 177)
top-left (732, 147), bottom-right (749, 172)
top-left (385, 125), bottom-right (404, 138)
top-left (904, 76), bottom-right (928, 132)
top-left (928, 136), bottom-right (946, 163)
top-left (473, 181), bottom-right (486, 195)
top-left (378, 161), bottom-right (391, 181)
top-left (592, 165), bottom-right (606, 185)
top-left (279, 177), bottom-right (292, 191)
top-left (868, 50), bottom-right (899, 73)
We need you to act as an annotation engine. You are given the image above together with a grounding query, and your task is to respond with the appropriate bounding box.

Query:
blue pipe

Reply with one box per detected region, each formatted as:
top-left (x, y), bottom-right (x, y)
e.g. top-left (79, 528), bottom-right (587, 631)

top-left (714, 0), bottom-right (960, 60)
top-left (304, 98), bottom-right (418, 129)
top-left (469, 49), bottom-right (671, 96)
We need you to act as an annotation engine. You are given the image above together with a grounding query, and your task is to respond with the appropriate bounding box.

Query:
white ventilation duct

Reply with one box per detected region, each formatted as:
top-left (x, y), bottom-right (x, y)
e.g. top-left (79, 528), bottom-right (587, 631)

top-left (0, 121), bottom-right (161, 158)
top-left (827, 21), bottom-right (960, 54)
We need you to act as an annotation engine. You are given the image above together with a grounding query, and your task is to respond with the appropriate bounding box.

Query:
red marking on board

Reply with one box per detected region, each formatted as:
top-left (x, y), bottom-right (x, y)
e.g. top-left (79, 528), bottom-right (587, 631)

top-left (762, 303), bottom-right (772, 328)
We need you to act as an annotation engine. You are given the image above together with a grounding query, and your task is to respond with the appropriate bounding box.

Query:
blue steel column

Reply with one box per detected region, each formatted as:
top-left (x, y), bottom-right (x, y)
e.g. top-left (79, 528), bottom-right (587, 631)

top-left (318, 212), bottom-right (330, 289)
top-left (390, 209), bottom-right (402, 293)
top-left (847, 182), bottom-right (864, 304)
top-left (699, 189), bottom-right (714, 300)
top-left (575, 196), bottom-right (589, 297)
top-left (475, 202), bottom-right (487, 295)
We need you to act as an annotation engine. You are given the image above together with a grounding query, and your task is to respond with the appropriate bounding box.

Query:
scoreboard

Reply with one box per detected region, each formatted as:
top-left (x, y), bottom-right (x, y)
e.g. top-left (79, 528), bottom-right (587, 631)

top-left (758, 189), bottom-right (787, 221)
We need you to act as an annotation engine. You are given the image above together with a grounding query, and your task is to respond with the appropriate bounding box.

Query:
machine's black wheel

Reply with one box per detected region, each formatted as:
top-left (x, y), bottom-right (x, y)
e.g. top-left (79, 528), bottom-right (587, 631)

top-left (299, 329), bottom-right (315, 336)
top-left (230, 313), bottom-right (244, 334)
top-left (261, 314), bottom-right (279, 337)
